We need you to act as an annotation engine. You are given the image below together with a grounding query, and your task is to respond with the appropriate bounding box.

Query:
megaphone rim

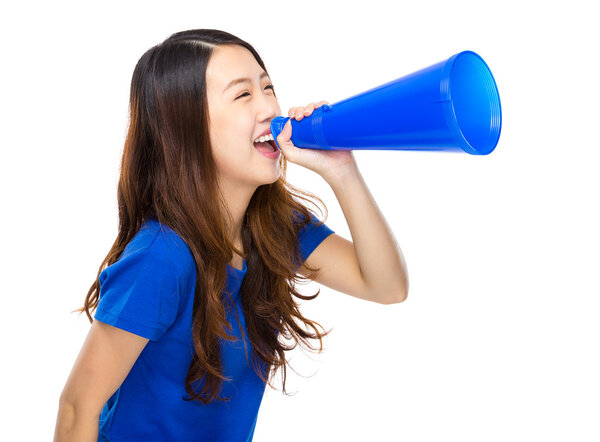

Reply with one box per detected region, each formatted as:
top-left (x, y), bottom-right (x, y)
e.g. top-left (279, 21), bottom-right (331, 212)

top-left (441, 50), bottom-right (503, 155)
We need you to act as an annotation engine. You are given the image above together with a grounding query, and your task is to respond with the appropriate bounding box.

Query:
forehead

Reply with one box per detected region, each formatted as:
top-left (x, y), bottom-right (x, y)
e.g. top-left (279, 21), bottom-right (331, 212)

top-left (206, 45), bottom-right (264, 91)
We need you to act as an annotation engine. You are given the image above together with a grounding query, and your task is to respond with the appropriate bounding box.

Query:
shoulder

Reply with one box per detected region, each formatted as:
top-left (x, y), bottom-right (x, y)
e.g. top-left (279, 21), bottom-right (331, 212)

top-left (291, 209), bottom-right (335, 263)
top-left (96, 235), bottom-right (188, 341)
top-left (123, 218), bottom-right (196, 280)
top-left (99, 246), bottom-right (185, 293)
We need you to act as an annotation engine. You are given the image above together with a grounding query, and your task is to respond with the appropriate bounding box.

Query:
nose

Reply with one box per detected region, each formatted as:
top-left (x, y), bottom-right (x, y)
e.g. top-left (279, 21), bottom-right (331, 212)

top-left (256, 93), bottom-right (280, 124)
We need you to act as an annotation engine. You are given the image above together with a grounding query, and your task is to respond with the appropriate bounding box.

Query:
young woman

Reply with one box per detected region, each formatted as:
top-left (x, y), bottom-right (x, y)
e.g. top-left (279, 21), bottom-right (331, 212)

top-left (54, 29), bottom-right (408, 442)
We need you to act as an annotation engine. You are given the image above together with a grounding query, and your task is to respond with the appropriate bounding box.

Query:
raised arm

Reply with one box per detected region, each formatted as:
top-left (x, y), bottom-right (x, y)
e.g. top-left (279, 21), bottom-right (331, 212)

top-left (299, 162), bottom-right (409, 305)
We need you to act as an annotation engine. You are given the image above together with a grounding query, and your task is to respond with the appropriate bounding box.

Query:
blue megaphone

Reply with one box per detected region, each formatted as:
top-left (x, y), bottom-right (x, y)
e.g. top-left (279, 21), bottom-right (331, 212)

top-left (271, 50), bottom-right (502, 155)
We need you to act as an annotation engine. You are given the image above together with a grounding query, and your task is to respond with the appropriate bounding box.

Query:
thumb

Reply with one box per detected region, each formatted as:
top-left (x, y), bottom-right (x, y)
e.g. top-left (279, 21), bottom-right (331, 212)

top-left (276, 118), bottom-right (293, 147)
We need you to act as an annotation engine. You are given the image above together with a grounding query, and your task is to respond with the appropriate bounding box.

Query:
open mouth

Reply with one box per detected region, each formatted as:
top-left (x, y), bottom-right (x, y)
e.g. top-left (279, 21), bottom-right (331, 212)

top-left (253, 139), bottom-right (278, 153)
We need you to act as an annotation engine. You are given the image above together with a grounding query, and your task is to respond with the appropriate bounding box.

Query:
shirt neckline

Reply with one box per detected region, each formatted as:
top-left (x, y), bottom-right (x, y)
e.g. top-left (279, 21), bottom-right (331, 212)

top-left (227, 257), bottom-right (247, 275)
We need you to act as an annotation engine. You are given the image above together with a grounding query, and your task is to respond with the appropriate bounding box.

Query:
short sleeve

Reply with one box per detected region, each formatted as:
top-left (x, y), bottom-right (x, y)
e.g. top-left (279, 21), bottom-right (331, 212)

top-left (94, 249), bottom-right (183, 342)
top-left (295, 211), bottom-right (335, 264)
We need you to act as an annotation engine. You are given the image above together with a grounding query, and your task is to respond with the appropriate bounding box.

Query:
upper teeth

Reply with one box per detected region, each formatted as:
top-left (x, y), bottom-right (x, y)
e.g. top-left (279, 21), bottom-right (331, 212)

top-left (254, 133), bottom-right (274, 143)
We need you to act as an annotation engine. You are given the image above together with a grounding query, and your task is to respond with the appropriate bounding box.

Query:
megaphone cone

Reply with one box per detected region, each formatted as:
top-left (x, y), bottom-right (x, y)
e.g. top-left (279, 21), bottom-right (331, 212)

top-left (271, 50), bottom-right (502, 155)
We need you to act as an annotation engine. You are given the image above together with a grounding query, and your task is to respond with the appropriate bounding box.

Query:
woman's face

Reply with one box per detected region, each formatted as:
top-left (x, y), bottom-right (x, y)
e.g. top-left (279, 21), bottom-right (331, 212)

top-left (206, 45), bottom-right (282, 192)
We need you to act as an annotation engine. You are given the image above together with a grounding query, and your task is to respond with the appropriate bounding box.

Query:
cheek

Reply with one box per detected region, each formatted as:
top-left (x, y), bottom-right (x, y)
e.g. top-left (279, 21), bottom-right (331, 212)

top-left (208, 113), bottom-right (255, 175)
top-left (212, 143), bottom-right (244, 170)
top-left (211, 136), bottom-right (253, 178)
top-left (210, 114), bottom-right (253, 152)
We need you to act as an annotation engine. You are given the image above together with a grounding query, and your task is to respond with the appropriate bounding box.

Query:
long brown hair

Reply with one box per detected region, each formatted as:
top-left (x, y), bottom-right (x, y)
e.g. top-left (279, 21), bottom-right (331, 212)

top-left (72, 29), bottom-right (333, 404)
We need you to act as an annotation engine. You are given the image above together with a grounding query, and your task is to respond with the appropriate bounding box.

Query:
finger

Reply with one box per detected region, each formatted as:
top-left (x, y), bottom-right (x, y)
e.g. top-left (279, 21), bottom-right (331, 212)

top-left (302, 103), bottom-right (316, 115)
top-left (276, 119), bottom-right (295, 153)
top-left (277, 118), bottom-right (292, 142)
top-left (299, 101), bottom-right (330, 118)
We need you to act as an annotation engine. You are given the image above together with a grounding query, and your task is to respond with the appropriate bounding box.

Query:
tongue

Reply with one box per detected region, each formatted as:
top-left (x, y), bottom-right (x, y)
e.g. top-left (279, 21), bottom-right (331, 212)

top-left (254, 140), bottom-right (276, 153)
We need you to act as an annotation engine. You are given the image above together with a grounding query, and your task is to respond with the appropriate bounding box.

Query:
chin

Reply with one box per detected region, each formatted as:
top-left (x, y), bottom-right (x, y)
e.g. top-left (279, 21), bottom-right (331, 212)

top-left (265, 170), bottom-right (282, 185)
top-left (259, 166), bottom-right (282, 186)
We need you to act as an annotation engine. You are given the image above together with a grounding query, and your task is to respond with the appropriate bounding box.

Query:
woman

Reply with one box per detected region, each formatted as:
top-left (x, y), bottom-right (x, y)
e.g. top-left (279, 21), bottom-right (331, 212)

top-left (54, 29), bottom-right (408, 441)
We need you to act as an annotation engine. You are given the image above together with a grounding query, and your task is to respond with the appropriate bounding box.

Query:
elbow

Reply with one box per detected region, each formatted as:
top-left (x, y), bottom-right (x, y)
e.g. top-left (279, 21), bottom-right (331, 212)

top-left (369, 274), bottom-right (409, 305)
top-left (399, 289), bottom-right (408, 303)
top-left (381, 287), bottom-right (408, 305)
top-left (58, 393), bottom-right (102, 420)
top-left (383, 269), bottom-right (409, 304)
top-left (55, 399), bottom-right (101, 442)
top-left (384, 277), bottom-right (409, 304)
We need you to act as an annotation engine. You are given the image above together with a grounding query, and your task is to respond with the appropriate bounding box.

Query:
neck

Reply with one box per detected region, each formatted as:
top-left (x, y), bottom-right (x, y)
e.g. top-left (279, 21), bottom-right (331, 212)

top-left (217, 176), bottom-right (257, 252)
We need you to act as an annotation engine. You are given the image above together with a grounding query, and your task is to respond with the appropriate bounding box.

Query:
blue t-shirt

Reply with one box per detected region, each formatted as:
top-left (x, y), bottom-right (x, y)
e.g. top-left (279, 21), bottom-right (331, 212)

top-left (95, 212), bottom-right (334, 441)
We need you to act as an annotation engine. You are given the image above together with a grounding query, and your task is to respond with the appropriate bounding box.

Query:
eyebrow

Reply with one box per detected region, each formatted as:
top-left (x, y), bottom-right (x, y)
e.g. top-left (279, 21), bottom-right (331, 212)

top-left (223, 72), bottom-right (270, 93)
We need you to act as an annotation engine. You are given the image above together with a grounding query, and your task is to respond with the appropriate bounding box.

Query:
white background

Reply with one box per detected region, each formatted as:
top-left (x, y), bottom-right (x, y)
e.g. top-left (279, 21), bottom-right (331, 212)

top-left (1, 0), bottom-right (598, 440)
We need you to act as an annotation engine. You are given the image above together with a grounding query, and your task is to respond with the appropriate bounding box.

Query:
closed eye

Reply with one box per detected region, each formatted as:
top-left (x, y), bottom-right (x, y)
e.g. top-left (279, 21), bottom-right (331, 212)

top-left (236, 84), bottom-right (275, 100)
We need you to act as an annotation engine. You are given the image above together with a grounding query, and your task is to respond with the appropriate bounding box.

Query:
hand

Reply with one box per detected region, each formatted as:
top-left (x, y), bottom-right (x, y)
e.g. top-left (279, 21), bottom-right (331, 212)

top-left (276, 101), bottom-right (357, 180)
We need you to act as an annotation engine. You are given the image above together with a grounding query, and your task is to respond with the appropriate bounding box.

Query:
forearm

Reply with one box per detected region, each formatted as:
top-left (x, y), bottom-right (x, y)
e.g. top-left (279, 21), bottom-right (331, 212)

top-left (54, 401), bottom-right (99, 442)
top-left (323, 162), bottom-right (409, 302)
